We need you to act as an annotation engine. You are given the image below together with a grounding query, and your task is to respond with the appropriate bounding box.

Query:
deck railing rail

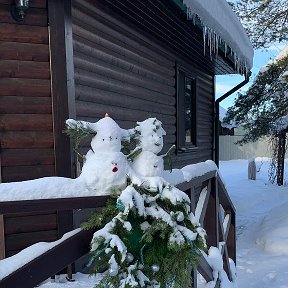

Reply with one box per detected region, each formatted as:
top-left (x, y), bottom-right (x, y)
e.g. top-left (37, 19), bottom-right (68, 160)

top-left (0, 169), bottom-right (235, 288)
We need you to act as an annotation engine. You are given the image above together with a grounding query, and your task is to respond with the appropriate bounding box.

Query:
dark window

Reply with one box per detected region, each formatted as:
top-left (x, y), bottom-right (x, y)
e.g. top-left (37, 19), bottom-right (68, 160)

top-left (177, 67), bottom-right (197, 151)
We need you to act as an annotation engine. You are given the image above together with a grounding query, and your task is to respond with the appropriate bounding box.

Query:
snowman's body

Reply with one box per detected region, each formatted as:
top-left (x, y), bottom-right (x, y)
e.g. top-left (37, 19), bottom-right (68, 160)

top-left (131, 118), bottom-right (184, 185)
top-left (80, 152), bottom-right (128, 194)
top-left (130, 118), bottom-right (165, 179)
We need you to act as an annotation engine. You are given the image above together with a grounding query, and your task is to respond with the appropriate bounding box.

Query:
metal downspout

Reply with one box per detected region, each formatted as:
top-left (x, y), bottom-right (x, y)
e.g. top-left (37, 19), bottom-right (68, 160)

top-left (215, 72), bottom-right (251, 167)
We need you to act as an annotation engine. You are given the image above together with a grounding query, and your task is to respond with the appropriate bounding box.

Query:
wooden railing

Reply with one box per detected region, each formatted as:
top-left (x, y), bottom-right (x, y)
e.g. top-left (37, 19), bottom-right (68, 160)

top-left (0, 170), bottom-right (235, 288)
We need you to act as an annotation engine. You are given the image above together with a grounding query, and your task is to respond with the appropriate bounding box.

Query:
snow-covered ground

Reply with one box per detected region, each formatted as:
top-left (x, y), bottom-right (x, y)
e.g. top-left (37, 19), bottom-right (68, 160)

top-left (29, 159), bottom-right (288, 287)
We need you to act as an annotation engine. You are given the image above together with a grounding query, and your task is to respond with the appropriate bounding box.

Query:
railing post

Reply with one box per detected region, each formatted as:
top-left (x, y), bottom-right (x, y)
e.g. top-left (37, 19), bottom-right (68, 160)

top-left (0, 152), bottom-right (4, 260)
top-left (189, 187), bottom-right (198, 288)
top-left (203, 177), bottom-right (219, 248)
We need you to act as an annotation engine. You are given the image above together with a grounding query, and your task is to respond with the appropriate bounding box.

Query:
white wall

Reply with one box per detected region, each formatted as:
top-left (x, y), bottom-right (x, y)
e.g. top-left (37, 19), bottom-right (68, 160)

top-left (219, 136), bottom-right (272, 160)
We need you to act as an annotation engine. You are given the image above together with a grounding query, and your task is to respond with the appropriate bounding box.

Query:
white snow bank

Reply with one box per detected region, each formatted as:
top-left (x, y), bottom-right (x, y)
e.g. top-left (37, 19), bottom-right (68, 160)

top-left (183, 0), bottom-right (253, 71)
top-left (256, 202), bottom-right (288, 256)
top-left (0, 177), bottom-right (94, 201)
top-left (204, 246), bottom-right (237, 288)
top-left (0, 229), bottom-right (81, 280)
top-left (181, 160), bottom-right (218, 182)
top-left (39, 272), bottom-right (102, 287)
top-left (0, 160), bottom-right (220, 202)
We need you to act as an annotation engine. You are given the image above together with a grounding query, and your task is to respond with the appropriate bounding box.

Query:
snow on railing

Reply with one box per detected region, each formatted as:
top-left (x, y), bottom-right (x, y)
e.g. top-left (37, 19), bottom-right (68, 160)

top-left (0, 161), bottom-right (236, 288)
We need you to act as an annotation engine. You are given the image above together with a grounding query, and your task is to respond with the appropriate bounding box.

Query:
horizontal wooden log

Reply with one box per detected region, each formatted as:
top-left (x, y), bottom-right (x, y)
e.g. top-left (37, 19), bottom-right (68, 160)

top-left (5, 210), bottom-right (56, 218)
top-left (0, 23), bottom-right (48, 44)
top-left (0, 42), bottom-right (49, 62)
top-left (0, 60), bottom-right (50, 79)
top-left (1, 165), bottom-right (55, 182)
top-left (0, 0), bottom-right (47, 9)
top-left (0, 229), bottom-right (94, 288)
top-left (0, 4), bottom-right (47, 26)
top-left (0, 78), bottom-right (50, 96)
top-left (0, 114), bottom-right (52, 131)
top-left (72, 15), bottom-right (174, 73)
top-left (0, 96), bottom-right (52, 114)
top-left (74, 67), bottom-right (175, 97)
top-left (0, 131), bottom-right (54, 148)
top-left (75, 72), bottom-right (175, 108)
top-left (72, 23), bottom-right (174, 77)
top-left (5, 214), bottom-right (57, 235)
top-left (1, 148), bottom-right (54, 167)
top-left (0, 196), bottom-right (109, 214)
top-left (76, 100), bottom-right (176, 125)
top-left (76, 83), bottom-right (175, 107)
top-left (73, 36), bottom-right (175, 86)
top-left (5, 230), bottom-right (58, 251)
top-left (74, 52), bottom-right (175, 96)
top-left (75, 86), bottom-right (176, 114)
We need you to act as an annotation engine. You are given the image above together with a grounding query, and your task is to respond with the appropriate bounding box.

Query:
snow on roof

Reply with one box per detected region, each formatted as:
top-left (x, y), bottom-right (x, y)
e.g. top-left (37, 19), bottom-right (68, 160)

top-left (183, 0), bottom-right (254, 73)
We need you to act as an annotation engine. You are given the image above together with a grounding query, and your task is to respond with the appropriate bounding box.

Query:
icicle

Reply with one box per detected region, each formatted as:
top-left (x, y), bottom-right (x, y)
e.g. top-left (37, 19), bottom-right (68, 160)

top-left (203, 26), bottom-right (207, 56)
top-left (192, 13), bottom-right (196, 25)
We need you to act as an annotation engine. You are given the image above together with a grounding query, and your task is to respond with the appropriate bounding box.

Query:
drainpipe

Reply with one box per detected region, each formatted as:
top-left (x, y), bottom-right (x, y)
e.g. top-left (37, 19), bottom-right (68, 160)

top-left (215, 72), bottom-right (251, 167)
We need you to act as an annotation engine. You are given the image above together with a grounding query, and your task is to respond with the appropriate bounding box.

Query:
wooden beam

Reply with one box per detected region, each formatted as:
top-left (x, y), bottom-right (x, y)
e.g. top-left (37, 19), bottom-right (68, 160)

top-left (203, 177), bottom-right (219, 248)
top-left (0, 196), bottom-right (109, 214)
top-left (0, 229), bottom-right (94, 288)
top-left (197, 255), bottom-right (214, 283)
top-left (48, 0), bottom-right (76, 178)
top-left (0, 150), bottom-right (5, 259)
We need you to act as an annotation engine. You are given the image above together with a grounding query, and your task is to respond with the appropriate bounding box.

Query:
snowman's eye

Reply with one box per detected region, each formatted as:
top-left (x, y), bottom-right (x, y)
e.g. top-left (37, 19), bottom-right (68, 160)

top-left (102, 139), bottom-right (105, 141)
top-left (116, 137), bottom-right (118, 140)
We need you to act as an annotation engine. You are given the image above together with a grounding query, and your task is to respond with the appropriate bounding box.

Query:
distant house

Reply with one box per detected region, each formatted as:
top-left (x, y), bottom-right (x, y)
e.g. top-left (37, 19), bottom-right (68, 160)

top-left (0, 0), bottom-right (253, 260)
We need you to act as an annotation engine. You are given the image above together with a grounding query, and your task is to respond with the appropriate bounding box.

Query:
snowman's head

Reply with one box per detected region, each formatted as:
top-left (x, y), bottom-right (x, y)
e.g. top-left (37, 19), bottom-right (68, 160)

top-left (136, 118), bottom-right (166, 154)
top-left (89, 114), bottom-right (129, 153)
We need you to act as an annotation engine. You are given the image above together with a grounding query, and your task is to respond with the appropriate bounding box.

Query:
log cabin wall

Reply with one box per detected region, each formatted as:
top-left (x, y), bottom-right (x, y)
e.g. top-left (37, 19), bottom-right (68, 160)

top-left (0, 0), bottom-right (64, 257)
top-left (0, 0), bottom-right (54, 182)
top-left (72, 0), bottom-right (176, 154)
top-left (71, 0), bottom-right (215, 166)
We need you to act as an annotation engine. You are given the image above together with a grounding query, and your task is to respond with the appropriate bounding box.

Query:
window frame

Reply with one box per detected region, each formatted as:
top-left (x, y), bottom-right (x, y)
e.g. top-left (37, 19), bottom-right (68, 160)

top-left (176, 65), bottom-right (198, 153)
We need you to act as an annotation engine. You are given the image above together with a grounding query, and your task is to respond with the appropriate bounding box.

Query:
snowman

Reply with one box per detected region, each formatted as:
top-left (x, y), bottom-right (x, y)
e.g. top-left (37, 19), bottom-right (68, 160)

top-left (74, 114), bottom-right (130, 195)
top-left (130, 118), bottom-right (184, 187)
top-left (131, 118), bottom-right (165, 177)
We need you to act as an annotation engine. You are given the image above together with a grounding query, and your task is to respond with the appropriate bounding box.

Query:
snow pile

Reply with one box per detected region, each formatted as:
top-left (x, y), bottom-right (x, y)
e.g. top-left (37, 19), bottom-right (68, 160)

top-left (183, 0), bottom-right (253, 72)
top-left (0, 229), bottom-right (81, 280)
top-left (181, 160), bottom-right (218, 182)
top-left (256, 202), bottom-right (288, 256)
top-left (204, 246), bottom-right (237, 288)
top-left (0, 177), bottom-right (90, 201)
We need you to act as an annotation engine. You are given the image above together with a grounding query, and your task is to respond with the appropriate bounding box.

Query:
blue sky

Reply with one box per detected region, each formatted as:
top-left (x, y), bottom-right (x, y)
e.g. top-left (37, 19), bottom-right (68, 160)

top-left (215, 44), bottom-right (286, 109)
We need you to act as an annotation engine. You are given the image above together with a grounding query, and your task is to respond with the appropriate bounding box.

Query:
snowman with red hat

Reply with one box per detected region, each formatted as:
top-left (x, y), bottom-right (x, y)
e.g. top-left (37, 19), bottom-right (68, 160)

top-left (66, 113), bottom-right (130, 195)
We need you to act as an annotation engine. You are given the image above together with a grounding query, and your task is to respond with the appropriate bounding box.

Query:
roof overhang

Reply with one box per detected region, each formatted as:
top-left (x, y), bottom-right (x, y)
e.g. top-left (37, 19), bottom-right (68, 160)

top-left (171, 0), bottom-right (254, 75)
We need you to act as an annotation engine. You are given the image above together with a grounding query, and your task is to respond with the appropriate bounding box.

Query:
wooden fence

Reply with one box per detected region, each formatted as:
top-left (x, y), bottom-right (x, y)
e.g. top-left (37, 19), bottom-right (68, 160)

top-left (0, 170), bottom-right (235, 288)
top-left (220, 135), bottom-right (272, 160)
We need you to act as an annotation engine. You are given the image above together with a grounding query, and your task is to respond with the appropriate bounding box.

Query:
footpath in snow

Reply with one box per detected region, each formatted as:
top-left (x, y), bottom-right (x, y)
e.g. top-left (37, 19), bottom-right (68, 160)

top-left (220, 158), bottom-right (288, 288)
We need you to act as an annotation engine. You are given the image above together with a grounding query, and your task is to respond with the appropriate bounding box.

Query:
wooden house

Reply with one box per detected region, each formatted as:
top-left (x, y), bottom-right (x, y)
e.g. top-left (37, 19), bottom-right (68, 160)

top-left (0, 0), bottom-right (253, 265)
